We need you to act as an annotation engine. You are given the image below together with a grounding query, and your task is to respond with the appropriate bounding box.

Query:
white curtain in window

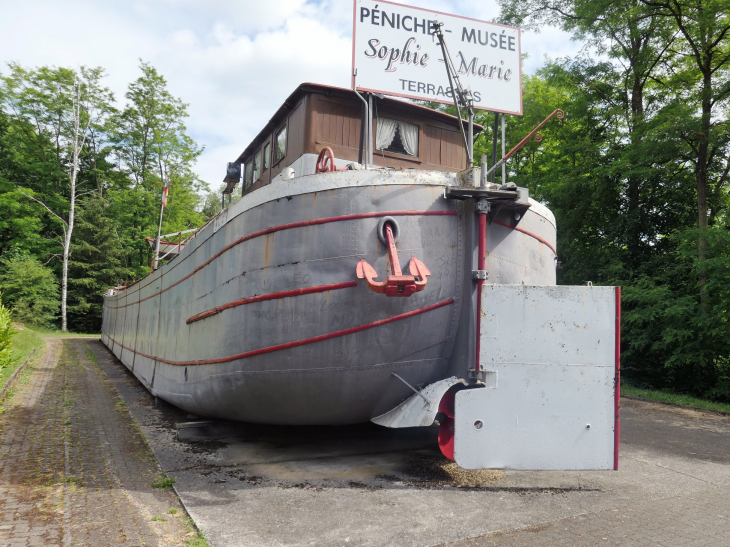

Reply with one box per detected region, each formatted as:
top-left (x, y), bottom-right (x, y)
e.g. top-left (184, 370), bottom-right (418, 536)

top-left (399, 121), bottom-right (419, 156)
top-left (253, 151), bottom-right (261, 181)
top-left (376, 117), bottom-right (398, 150)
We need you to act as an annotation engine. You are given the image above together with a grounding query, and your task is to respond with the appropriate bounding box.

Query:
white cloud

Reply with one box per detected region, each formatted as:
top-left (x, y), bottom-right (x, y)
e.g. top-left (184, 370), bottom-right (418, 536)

top-left (0, 0), bottom-right (581, 189)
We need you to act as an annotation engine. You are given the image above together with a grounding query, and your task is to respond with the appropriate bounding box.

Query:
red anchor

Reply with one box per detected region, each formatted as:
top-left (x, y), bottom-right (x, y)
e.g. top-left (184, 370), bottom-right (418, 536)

top-left (356, 221), bottom-right (431, 297)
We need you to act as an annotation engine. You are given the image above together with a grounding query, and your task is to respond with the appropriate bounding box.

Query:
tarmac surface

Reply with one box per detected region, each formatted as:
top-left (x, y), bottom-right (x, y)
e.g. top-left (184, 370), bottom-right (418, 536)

top-left (2, 338), bottom-right (729, 546)
top-left (87, 340), bottom-right (730, 547)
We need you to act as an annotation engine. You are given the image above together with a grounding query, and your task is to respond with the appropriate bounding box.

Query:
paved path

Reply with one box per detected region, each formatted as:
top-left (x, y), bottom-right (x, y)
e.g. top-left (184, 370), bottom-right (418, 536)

top-left (0, 338), bottom-right (193, 547)
top-left (87, 340), bottom-right (730, 547)
top-left (6, 338), bottom-right (728, 546)
top-left (435, 401), bottom-right (730, 547)
top-left (437, 484), bottom-right (730, 546)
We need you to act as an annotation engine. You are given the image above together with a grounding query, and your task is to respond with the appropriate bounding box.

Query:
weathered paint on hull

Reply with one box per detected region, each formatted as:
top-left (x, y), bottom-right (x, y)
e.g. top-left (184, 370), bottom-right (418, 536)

top-left (101, 170), bottom-right (556, 425)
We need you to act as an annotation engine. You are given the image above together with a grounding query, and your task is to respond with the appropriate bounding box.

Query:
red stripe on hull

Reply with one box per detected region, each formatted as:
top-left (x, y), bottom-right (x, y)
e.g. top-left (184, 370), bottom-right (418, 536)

top-left (106, 210), bottom-right (457, 309)
top-left (492, 220), bottom-right (557, 256)
top-left (104, 298), bottom-right (455, 366)
top-left (186, 281), bottom-right (358, 324)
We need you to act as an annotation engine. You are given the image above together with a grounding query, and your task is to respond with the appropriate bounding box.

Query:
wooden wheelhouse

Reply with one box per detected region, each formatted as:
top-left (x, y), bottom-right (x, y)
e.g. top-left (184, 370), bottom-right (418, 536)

top-left (222, 83), bottom-right (483, 196)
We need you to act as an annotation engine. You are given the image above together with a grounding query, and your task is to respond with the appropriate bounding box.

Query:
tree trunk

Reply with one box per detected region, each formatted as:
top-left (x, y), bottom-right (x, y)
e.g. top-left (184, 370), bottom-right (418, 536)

top-left (61, 215), bottom-right (71, 332)
top-left (627, 71), bottom-right (645, 262)
top-left (697, 73), bottom-right (711, 231)
top-left (61, 166), bottom-right (76, 331)
top-left (61, 83), bottom-right (82, 332)
top-left (697, 72), bottom-right (711, 302)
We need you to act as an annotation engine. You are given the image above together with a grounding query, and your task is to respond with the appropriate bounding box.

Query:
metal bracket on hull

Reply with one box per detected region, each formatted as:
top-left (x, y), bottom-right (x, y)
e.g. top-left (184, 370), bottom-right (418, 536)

top-left (356, 221), bottom-right (431, 297)
top-left (371, 376), bottom-right (467, 428)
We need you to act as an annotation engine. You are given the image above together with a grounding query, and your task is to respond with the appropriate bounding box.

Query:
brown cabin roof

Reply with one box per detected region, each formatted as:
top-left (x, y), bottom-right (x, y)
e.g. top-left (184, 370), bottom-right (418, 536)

top-left (234, 82), bottom-right (484, 164)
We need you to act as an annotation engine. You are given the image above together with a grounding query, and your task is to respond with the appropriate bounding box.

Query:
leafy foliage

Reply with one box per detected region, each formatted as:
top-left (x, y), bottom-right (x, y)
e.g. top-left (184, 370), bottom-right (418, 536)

top-left (621, 229), bottom-right (730, 400)
top-left (200, 184), bottom-right (242, 219)
top-left (490, 0), bottom-right (730, 401)
top-left (109, 62), bottom-right (207, 276)
top-left (0, 292), bottom-right (15, 372)
top-left (67, 198), bottom-right (134, 333)
top-left (0, 61), bottom-right (211, 331)
top-left (0, 255), bottom-right (59, 328)
top-left (152, 476), bottom-right (176, 489)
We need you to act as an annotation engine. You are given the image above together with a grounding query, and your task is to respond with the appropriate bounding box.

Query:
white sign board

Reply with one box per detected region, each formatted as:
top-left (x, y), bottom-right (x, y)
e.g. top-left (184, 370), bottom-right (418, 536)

top-left (352, 0), bottom-right (522, 114)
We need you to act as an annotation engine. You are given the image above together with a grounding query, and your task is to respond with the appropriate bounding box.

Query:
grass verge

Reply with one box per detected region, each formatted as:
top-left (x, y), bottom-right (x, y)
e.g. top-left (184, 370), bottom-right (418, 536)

top-left (29, 325), bottom-right (98, 338)
top-left (622, 384), bottom-right (730, 414)
top-left (1, 324), bottom-right (44, 388)
top-left (183, 514), bottom-right (209, 547)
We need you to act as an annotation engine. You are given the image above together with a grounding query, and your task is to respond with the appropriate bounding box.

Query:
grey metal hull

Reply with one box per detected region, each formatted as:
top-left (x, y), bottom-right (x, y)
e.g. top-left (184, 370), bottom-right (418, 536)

top-left (102, 170), bottom-right (556, 425)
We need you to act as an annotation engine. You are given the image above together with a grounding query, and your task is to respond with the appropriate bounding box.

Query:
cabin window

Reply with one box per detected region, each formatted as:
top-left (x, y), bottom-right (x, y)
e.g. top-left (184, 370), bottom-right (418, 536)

top-left (244, 160), bottom-right (253, 188)
top-left (376, 118), bottom-right (419, 157)
top-left (275, 125), bottom-right (287, 163)
top-left (253, 149), bottom-right (262, 181)
top-left (263, 142), bottom-right (271, 170)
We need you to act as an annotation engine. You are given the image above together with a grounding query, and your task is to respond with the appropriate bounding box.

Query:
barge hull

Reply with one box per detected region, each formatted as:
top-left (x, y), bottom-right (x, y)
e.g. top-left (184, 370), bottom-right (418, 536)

top-left (102, 170), bottom-right (556, 425)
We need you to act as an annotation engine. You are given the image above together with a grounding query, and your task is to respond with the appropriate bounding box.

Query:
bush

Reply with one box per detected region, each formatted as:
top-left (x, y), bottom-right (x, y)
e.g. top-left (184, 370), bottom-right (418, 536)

top-left (0, 292), bottom-right (16, 372)
top-left (0, 255), bottom-right (59, 327)
top-left (620, 227), bottom-right (730, 403)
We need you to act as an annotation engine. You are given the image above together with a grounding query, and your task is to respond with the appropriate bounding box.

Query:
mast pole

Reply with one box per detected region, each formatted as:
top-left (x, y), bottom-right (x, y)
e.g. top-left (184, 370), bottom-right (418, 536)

top-left (368, 93), bottom-right (374, 166)
top-left (491, 113), bottom-right (499, 184)
top-left (501, 114), bottom-right (506, 183)
top-left (468, 109), bottom-right (474, 168)
top-left (153, 200), bottom-right (164, 271)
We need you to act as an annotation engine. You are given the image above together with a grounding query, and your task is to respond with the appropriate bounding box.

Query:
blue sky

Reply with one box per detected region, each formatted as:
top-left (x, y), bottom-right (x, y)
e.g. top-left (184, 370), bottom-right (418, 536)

top-left (0, 0), bottom-right (581, 188)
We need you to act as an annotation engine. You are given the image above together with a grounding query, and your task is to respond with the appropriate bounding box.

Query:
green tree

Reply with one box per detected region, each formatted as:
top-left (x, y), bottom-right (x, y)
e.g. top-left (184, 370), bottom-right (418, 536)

top-left (637, 0), bottom-right (730, 303)
top-left (621, 227), bottom-right (730, 400)
top-left (493, 0), bottom-right (730, 402)
top-left (639, 0), bottom-right (730, 232)
top-left (200, 183), bottom-right (242, 220)
top-left (498, 0), bottom-right (687, 263)
top-left (0, 255), bottom-right (60, 327)
top-left (0, 61), bottom-right (209, 331)
top-left (67, 198), bottom-right (133, 332)
top-left (1, 64), bottom-right (116, 330)
top-left (0, 110), bottom-right (48, 260)
top-left (110, 61), bottom-right (207, 273)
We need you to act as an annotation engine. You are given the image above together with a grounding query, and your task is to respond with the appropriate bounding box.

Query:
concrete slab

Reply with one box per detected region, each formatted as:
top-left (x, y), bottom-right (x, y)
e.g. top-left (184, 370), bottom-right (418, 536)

top-left (89, 341), bottom-right (730, 547)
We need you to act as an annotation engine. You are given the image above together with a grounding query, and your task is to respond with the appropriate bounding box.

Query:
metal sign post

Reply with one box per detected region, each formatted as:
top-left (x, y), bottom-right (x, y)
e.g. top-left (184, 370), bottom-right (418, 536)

top-left (491, 113), bottom-right (499, 183)
top-left (352, 68), bottom-right (370, 169)
top-left (368, 93), bottom-right (374, 165)
top-left (502, 113), bottom-right (506, 183)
